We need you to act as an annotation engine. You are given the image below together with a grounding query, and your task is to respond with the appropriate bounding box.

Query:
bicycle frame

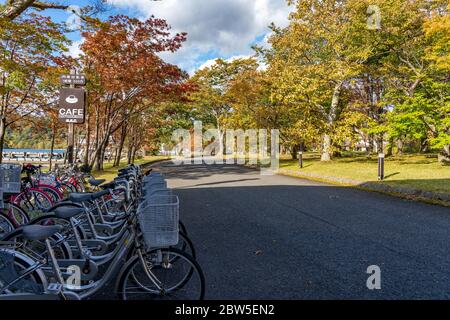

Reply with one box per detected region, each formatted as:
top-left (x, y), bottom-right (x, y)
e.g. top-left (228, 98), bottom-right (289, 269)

top-left (62, 220), bottom-right (139, 299)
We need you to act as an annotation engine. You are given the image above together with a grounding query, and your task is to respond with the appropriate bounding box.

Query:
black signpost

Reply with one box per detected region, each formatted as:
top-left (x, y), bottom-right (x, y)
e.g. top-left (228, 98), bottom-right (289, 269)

top-left (378, 153), bottom-right (385, 180)
top-left (298, 151), bottom-right (303, 169)
top-left (59, 70), bottom-right (86, 164)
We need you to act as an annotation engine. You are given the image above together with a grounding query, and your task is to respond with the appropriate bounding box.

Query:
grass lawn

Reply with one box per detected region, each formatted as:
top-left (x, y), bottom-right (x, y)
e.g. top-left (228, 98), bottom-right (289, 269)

top-left (280, 153), bottom-right (450, 195)
top-left (92, 155), bottom-right (169, 181)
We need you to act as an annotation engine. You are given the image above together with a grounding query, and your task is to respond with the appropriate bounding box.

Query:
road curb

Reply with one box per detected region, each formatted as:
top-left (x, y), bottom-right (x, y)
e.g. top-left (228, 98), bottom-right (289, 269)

top-left (278, 168), bottom-right (450, 207)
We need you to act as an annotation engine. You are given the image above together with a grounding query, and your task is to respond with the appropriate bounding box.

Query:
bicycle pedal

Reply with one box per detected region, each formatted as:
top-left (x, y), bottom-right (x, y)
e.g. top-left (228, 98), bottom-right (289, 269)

top-left (47, 283), bottom-right (63, 295)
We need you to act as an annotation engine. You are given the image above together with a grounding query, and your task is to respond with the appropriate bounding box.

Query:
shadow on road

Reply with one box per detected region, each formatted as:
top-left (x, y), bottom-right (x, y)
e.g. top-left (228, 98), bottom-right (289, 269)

top-left (170, 183), bottom-right (449, 300)
top-left (148, 161), bottom-right (450, 299)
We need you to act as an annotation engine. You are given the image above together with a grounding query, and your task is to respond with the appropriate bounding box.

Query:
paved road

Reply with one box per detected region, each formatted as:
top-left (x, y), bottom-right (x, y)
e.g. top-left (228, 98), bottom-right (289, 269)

top-left (151, 161), bottom-right (450, 300)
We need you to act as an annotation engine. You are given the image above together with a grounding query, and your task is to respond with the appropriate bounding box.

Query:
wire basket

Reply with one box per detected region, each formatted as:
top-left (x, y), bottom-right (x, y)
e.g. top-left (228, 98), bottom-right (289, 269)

top-left (37, 173), bottom-right (57, 187)
top-left (143, 181), bottom-right (167, 196)
top-left (0, 164), bottom-right (21, 194)
top-left (138, 195), bottom-right (179, 248)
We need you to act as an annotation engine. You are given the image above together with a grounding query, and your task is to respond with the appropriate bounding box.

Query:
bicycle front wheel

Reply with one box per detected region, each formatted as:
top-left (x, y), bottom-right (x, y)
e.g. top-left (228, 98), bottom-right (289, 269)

top-left (118, 248), bottom-right (205, 300)
top-left (14, 189), bottom-right (53, 218)
top-left (2, 202), bottom-right (30, 227)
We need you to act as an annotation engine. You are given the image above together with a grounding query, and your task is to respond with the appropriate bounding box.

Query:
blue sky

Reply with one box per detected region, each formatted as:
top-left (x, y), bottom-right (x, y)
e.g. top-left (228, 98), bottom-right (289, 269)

top-left (1, 0), bottom-right (293, 74)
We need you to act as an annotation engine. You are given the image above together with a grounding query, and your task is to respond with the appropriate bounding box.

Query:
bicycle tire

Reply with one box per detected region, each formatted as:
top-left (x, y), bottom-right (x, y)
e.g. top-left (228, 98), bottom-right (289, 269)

top-left (0, 213), bottom-right (15, 239)
top-left (0, 249), bottom-right (48, 296)
top-left (1, 201), bottom-right (29, 227)
top-left (36, 184), bottom-right (63, 203)
top-left (13, 189), bottom-right (53, 217)
top-left (1, 227), bottom-right (73, 260)
top-left (117, 247), bottom-right (205, 300)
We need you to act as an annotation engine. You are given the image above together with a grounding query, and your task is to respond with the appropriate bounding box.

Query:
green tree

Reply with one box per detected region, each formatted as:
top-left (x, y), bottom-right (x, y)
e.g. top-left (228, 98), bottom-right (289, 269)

top-left (190, 58), bottom-right (259, 149)
top-left (266, 0), bottom-right (377, 161)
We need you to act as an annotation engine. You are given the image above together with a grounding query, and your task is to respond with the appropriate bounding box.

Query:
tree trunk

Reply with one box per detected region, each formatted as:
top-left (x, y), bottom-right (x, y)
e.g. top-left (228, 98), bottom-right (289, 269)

top-left (321, 82), bottom-right (342, 162)
top-left (127, 145), bottom-right (132, 165)
top-left (0, 116), bottom-right (6, 163)
top-left (94, 145), bottom-right (103, 171)
top-left (131, 146), bottom-right (137, 164)
top-left (102, 138), bottom-right (109, 165)
top-left (83, 107), bottom-right (91, 169)
top-left (396, 139), bottom-right (404, 155)
top-left (420, 138), bottom-right (429, 153)
top-left (321, 135), bottom-right (332, 161)
top-left (113, 123), bottom-right (127, 167)
top-left (438, 145), bottom-right (450, 163)
top-left (290, 145), bottom-right (299, 160)
top-left (49, 124), bottom-right (56, 170)
top-left (90, 106), bottom-right (100, 168)
top-left (112, 148), bottom-right (118, 165)
top-left (96, 136), bottom-right (109, 171)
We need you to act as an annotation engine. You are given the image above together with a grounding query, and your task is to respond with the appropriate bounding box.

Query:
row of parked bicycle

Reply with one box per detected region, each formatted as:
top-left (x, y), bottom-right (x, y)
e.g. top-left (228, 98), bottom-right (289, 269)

top-left (0, 163), bottom-right (94, 230)
top-left (0, 163), bottom-right (205, 300)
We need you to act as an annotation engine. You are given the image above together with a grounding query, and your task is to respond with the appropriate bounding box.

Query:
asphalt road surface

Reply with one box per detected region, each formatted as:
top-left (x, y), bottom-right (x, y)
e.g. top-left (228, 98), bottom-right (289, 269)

top-left (150, 161), bottom-right (449, 300)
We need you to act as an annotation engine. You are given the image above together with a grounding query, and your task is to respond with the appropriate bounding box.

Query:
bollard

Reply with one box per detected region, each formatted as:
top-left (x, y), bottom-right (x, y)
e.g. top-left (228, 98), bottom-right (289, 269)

top-left (378, 153), bottom-right (385, 180)
top-left (298, 151), bottom-right (303, 169)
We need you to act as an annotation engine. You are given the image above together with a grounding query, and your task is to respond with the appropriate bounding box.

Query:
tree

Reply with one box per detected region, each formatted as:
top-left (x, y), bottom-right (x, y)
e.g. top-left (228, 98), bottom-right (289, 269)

top-left (0, 0), bottom-right (108, 21)
top-left (266, 0), bottom-right (377, 161)
top-left (377, 0), bottom-right (449, 161)
top-left (80, 15), bottom-right (188, 170)
top-left (190, 58), bottom-right (259, 151)
top-left (0, 14), bottom-right (69, 162)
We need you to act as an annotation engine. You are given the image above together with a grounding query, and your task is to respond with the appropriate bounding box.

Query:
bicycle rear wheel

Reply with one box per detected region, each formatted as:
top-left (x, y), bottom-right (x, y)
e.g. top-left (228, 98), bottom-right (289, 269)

top-left (1, 228), bottom-right (72, 260)
top-left (0, 250), bottom-right (47, 296)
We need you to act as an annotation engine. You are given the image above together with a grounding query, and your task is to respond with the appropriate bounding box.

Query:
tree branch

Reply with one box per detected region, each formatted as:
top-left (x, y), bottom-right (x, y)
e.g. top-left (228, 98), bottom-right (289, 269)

top-left (0, 0), bottom-right (35, 20)
top-left (31, 1), bottom-right (69, 11)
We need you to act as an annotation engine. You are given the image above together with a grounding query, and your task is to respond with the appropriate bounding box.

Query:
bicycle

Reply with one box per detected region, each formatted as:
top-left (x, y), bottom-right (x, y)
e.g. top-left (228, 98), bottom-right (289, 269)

top-left (0, 164), bottom-right (205, 300)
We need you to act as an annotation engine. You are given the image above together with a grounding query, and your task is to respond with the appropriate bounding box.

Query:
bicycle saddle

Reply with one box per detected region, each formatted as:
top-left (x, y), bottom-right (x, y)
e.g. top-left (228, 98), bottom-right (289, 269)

top-left (88, 178), bottom-right (106, 187)
top-left (69, 193), bottom-right (94, 203)
top-left (22, 225), bottom-right (63, 241)
top-left (53, 207), bottom-right (85, 219)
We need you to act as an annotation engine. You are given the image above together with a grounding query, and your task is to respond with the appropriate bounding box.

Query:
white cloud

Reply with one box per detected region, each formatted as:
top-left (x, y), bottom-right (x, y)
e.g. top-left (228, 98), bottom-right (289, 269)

top-left (198, 59), bottom-right (218, 71)
top-left (67, 39), bottom-right (84, 58)
top-left (107, 0), bottom-right (292, 72)
top-left (197, 54), bottom-right (252, 72)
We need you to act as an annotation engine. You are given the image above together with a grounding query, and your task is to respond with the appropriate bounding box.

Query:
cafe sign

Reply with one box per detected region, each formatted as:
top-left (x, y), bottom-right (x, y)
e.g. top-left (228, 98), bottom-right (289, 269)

top-left (58, 88), bottom-right (86, 124)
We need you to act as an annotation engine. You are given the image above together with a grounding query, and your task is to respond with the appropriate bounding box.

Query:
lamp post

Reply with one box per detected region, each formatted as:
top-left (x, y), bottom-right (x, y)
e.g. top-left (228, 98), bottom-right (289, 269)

top-left (378, 153), bottom-right (385, 180)
top-left (298, 151), bottom-right (303, 169)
